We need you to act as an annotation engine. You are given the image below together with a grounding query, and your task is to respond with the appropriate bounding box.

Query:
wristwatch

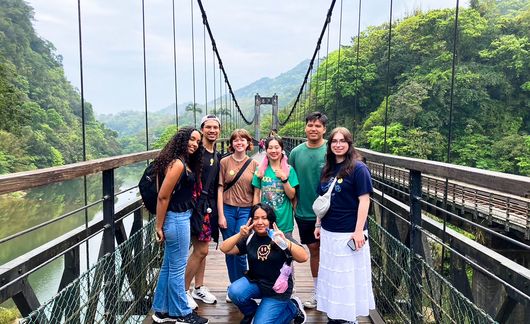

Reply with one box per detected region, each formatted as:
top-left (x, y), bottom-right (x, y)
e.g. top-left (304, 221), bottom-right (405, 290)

top-left (281, 178), bottom-right (288, 183)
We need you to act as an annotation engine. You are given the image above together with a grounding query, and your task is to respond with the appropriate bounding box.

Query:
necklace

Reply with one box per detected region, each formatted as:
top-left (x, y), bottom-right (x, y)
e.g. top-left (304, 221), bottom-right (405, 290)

top-left (231, 154), bottom-right (247, 163)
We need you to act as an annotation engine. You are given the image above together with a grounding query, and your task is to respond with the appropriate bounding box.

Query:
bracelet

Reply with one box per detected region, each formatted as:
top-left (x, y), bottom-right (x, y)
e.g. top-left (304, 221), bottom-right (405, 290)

top-left (315, 223), bottom-right (321, 228)
top-left (288, 241), bottom-right (292, 250)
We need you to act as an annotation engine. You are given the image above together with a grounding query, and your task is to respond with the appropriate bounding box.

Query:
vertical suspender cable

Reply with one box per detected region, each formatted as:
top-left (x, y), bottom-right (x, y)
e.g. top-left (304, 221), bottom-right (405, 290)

top-left (190, 0), bottom-right (197, 127)
top-left (213, 50), bottom-right (216, 115)
top-left (203, 23), bottom-right (208, 114)
top-left (219, 65), bottom-right (222, 135)
top-left (380, 0), bottom-right (393, 209)
top-left (334, 0), bottom-right (344, 129)
top-left (324, 25), bottom-right (331, 108)
top-left (141, 0), bottom-right (149, 150)
top-left (315, 50), bottom-right (321, 110)
top-left (441, 0), bottom-right (461, 284)
top-left (77, 0), bottom-right (90, 273)
top-left (353, 0), bottom-right (362, 133)
top-left (171, 0), bottom-right (179, 127)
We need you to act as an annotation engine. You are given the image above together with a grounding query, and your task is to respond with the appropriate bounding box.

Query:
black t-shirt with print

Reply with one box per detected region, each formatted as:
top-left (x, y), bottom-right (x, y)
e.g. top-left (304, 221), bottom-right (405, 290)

top-left (236, 233), bottom-right (293, 299)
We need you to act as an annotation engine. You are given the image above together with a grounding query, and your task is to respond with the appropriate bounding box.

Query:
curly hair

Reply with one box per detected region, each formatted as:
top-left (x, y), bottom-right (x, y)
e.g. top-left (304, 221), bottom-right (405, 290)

top-left (321, 127), bottom-right (361, 181)
top-left (152, 126), bottom-right (203, 180)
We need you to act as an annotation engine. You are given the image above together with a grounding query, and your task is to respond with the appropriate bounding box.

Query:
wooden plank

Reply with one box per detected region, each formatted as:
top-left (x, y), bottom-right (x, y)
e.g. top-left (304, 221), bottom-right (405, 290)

top-left (358, 148), bottom-right (530, 198)
top-left (0, 150), bottom-right (158, 195)
top-left (143, 229), bottom-right (374, 323)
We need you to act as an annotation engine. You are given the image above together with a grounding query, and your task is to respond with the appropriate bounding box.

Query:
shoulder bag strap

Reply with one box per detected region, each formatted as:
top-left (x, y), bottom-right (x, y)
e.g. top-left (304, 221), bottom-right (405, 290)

top-left (224, 158), bottom-right (253, 192)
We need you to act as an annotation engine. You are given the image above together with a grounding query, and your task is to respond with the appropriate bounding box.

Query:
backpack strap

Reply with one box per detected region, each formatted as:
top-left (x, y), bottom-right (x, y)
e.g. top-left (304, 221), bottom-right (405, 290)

top-left (224, 158), bottom-right (252, 192)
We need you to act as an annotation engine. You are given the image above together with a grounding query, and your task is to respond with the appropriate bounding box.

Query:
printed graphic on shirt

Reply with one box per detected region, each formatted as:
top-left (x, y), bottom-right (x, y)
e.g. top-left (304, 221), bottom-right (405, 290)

top-left (257, 244), bottom-right (271, 261)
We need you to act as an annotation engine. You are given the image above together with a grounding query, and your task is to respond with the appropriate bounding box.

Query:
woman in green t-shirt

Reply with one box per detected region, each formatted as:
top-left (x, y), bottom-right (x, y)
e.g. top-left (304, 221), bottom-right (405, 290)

top-left (252, 135), bottom-right (299, 239)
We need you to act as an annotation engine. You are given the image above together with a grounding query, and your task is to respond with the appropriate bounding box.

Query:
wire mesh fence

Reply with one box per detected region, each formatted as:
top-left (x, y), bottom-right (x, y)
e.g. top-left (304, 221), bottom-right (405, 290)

top-left (369, 217), bottom-right (497, 324)
top-left (22, 219), bottom-right (161, 324)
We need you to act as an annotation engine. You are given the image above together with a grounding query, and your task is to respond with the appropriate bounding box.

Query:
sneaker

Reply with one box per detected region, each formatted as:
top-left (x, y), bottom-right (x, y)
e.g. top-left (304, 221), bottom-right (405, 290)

top-left (192, 286), bottom-right (217, 304)
top-left (240, 312), bottom-right (255, 324)
top-left (302, 293), bottom-right (317, 309)
top-left (175, 311), bottom-right (209, 324)
top-left (152, 312), bottom-right (176, 323)
top-left (291, 296), bottom-right (307, 324)
top-left (187, 291), bottom-right (199, 310)
top-left (225, 293), bottom-right (232, 303)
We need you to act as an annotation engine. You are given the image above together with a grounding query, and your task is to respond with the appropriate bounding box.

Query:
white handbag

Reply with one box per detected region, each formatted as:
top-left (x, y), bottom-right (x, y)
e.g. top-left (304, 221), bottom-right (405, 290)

top-left (312, 177), bottom-right (338, 219)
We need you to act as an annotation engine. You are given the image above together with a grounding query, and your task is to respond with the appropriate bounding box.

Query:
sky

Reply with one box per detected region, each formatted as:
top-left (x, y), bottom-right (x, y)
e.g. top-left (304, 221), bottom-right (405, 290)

top-left (27, 0), bottom-right (460, 115)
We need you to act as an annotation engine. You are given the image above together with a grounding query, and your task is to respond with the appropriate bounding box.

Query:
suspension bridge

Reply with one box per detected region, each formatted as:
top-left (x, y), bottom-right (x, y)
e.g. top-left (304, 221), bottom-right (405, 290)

top-left (1, 0), bottom-right (529, 323)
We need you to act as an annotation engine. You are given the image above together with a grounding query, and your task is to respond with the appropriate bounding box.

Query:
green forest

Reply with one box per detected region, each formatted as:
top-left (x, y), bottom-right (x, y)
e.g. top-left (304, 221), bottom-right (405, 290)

top-left (0, 0), bottom-right (121, 174)
top-left (280, 0), bottom-right (530, 176)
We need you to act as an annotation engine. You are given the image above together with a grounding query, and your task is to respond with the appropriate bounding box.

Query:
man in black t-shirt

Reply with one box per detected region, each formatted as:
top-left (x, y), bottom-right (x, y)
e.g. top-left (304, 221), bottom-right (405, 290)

top-left (185, 115), bottom-right (222, 309)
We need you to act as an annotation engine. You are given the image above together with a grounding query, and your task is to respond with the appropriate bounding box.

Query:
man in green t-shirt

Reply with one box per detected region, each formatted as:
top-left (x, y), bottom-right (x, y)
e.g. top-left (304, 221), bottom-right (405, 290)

top-left (288, 111), bottom-right (328, 309)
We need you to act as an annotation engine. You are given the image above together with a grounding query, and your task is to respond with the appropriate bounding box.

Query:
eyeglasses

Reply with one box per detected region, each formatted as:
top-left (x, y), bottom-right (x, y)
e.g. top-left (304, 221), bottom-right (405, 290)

top-left (330, 139), bottom-right (348, 145)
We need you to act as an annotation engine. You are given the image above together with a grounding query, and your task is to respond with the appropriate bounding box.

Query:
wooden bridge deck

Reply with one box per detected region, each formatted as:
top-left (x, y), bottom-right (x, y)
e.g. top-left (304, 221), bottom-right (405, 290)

top-left (143, 239), bottom-right (376, 324)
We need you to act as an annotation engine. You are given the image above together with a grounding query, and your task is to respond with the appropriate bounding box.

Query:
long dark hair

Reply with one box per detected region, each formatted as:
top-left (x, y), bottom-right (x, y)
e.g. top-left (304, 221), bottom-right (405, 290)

top-left (153, 126), bottom-right (203, 179)
top-left (249, 203), bottom-right (276, 229)
top-left (321, 127), bottom-right (361, 181)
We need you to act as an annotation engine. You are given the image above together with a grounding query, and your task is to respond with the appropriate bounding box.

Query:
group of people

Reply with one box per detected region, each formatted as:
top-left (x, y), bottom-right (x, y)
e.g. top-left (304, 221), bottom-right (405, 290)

top-left (149, 112), bottom-right (375, 324)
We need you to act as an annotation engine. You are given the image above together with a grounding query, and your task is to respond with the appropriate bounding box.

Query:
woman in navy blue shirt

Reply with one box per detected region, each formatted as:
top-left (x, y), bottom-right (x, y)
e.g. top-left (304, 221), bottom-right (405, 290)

top-left (314, 127), bottom-right (375, 324)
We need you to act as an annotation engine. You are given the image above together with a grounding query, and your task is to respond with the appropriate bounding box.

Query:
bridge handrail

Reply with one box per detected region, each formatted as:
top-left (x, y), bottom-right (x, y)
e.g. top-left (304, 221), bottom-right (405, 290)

top-left (0, 150), bottom-right (159, 195)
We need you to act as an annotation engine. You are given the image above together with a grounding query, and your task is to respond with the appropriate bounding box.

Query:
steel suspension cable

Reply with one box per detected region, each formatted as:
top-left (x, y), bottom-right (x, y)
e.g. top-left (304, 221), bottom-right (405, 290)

top-left (333, 0), bottom-right (344, 128)
top-left (441, 0), bottom-right (461, 286)
top-left (171, 0), bottom-right (179, 127)
top-left (195, 0), bottom-right (254, 125)
top-left (190, 0), bottom-right (197, 127)
top-left (141, 0), bottom-right (149, 150)
top-left (324, 24), bottom-right (331, 108)
top-left (203, 23), bottom-right (208, 114)
top-left (76, 0), bottom-right (90, 274)
top-left (382, 0), bottom-right (393, 156)
top-left (278, 0), bottom-right (338, 126)
top-left (353, 0), bottom-right (362, 133)
top-left (212, 50), bottom-right (216, 114)
top-left (315, 49), bottom-right (321, 109)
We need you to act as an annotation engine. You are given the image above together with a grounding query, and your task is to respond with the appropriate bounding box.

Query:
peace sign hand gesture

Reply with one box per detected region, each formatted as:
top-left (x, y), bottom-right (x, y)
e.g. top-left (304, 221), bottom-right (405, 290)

top-left (239, 218), bottom-right (255, 237)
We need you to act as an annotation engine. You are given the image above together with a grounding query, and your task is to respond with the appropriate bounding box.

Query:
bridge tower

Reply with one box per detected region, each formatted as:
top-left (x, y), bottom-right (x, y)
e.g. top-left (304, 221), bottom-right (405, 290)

top-left (254, 93), bottom-right (279, 140)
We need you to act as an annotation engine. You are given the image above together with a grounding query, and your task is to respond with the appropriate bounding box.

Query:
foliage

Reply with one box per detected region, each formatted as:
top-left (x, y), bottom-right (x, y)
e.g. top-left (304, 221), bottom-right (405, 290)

top-left (304, 0), bottom-right (529, 175)
top-left (0, 306), bottom-right (20, 324)
top-left (0, 0), bottom-right (121, 174)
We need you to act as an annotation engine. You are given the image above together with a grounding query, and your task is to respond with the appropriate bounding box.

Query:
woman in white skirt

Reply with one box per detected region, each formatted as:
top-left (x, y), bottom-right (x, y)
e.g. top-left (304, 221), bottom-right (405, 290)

top-left (314, 127), bottom-right (375, 324)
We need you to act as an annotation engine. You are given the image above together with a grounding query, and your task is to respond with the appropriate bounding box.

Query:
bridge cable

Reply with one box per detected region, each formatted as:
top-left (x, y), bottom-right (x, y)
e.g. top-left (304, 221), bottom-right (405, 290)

top-left (190, 0), bottom-right (197, 127)
top-left (141, 0), bottom-right (149, 150)
top-left (203, 23), bottom-right (208, 114)
top-left (324, 24), bottom-right (331, 110)
top-left (213, 49), bottom-right (216, 114)
top-left (278, 0), bottom-right (338, 126)
top-left (196, 0), bottom-right (255, 125)
top-left (76, 0), bottom-right (91, 275)
top-left (333, 0), bottom-right (344, 129)
top-left (353, 0), bottom-right (362, 134)
top-left (441, 0), bottom-right (461, 288)
top-left (171, 0), bottom-right (180, 127)
top-left (315, 49), bottom-right (321, 110)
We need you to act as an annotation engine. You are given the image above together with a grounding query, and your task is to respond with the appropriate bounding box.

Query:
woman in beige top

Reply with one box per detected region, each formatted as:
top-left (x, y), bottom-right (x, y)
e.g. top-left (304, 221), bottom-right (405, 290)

top-left (218, 129), bottom-right (259, 297)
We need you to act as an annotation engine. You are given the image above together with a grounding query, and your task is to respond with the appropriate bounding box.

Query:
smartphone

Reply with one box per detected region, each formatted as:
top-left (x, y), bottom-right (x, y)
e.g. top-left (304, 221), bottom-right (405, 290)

top-left (347, 235), bottom-right (368, 251)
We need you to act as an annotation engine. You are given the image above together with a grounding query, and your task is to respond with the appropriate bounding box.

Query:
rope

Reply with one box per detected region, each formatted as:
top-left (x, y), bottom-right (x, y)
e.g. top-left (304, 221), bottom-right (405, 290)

top-left (196, 0), bottom-right (254, 124)
top-left (279, 0), bottom-right (338, 126)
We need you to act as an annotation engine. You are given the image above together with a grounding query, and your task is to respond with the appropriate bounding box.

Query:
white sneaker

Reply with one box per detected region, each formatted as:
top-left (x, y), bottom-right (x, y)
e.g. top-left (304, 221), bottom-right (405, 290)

top-left (302, 293), bottom-right (317, 309)
top-left (186, 290), bottom-right (199, 310)
top-left (192, 286), bottom-right (217, 304)
top-left (225, 293), bottom-right (232, 303)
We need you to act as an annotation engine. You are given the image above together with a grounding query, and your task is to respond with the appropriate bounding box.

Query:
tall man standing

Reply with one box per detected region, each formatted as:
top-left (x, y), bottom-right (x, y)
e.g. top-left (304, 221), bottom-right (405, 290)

top-left (288, 112), bottom-right (328, 309)
top-left (185, 115), bottom-right (222, 309)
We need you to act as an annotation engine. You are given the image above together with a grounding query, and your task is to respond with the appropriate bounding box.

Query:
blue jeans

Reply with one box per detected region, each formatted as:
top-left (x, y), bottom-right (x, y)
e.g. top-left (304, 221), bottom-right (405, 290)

top-left (228, 277), bottom-right (298, 324)
top-left (152, 210), bottom-right (192, 317)
top-left (221, 205), bottom-right (250, 283)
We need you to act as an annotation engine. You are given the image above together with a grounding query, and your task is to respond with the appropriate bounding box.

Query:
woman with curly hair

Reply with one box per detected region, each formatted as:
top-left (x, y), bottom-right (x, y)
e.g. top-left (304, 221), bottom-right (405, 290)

top-left (151, 126), bottom-right (209, 324)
